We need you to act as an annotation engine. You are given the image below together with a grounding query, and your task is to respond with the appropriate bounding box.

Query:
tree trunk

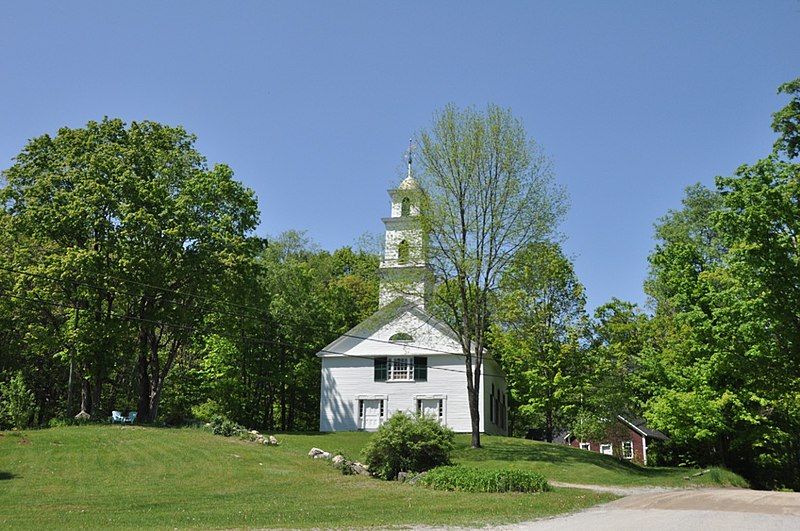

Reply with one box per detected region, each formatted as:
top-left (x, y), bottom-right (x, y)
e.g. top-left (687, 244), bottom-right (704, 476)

top-left (136, 328), bottom-right (152, 422)
top-left (80, 377), bottom-right (90, 414)
top-left (545, 409), bottom-right (554, 443)
top-left (280, 384), bottom-right (287, 432)
top-left (66, 357), bottom-right (74, 417)
top-left (91, 376), bottom-right (102, 417)
top-left (465, 358), bottom-right (482, 448)
top-left (468, 387), bottom-right (481, 448)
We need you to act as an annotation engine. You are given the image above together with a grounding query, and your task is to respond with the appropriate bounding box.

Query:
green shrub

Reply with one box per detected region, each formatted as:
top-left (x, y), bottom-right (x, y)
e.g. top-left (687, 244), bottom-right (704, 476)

top-left (0, 372), bottom-right (37, 429)
top-left (363, 412), bottom-right (455, 480)
top-left (419, 465), bottom-right (551, 493)
top-left (191, 400), bottom-right (226, 423)
top-left (47, 417), bottom-right (93, 428)
top-left (207, 415), bottom-right (246, 437)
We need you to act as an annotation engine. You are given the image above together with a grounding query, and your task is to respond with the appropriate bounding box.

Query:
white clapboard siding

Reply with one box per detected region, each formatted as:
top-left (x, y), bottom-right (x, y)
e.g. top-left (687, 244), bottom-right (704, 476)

top-left (318, 301), bottom-right (508, 434)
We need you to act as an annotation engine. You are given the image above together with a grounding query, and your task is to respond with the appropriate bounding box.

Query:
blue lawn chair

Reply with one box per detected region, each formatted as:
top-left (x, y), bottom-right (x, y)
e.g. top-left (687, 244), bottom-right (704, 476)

top-left (124, 411), bottom-right (137, 424)
top-left (111, 410), bottom-right (125, 424)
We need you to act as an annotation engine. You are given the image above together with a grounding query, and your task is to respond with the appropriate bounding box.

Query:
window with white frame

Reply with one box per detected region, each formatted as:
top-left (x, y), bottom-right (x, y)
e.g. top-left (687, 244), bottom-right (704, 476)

top-left (600, 443), bottom-right (613, 455)
top-left (388, 357), bottom-right (414, 381)
top-left (622, 440), bottom-right (634, 459)
top-left (579, 442), bottom-right (591, 451)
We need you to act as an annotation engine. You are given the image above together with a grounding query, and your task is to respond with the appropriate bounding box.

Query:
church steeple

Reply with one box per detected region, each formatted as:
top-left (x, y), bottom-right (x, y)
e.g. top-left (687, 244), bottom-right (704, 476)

top-left (378, 143), bottom-right (432, 309)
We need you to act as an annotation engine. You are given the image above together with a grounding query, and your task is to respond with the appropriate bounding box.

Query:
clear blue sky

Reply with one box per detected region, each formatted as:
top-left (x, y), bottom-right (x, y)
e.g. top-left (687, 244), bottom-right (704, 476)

top-left (1, 1), bottom-right (797, 310)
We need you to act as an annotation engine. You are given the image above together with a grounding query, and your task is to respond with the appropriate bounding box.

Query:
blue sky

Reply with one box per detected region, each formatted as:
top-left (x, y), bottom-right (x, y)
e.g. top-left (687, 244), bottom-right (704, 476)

top-left (1, 1), bottom-right (797, 310)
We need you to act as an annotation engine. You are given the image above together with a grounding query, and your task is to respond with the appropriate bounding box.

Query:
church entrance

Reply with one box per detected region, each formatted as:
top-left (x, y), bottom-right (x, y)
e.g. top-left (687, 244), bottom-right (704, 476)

top-left (416, 397), bottom-right (445, 423)
top-left (358, 398), bottom-right (384, 431)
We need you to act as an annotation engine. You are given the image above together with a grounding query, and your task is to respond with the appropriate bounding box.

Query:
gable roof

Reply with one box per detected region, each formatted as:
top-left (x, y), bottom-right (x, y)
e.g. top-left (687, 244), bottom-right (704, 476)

top-left (562, 416), bottom-right (669, 443)
top-left (617, 415), bottom-right (669, 440)
top-left (315, 297), bottom-right (463, 358)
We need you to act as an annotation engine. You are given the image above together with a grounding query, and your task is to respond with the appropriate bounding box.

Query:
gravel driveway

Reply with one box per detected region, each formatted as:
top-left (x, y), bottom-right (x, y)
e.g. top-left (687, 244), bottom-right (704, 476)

top-left (499, 487), bottom-right (800, 531)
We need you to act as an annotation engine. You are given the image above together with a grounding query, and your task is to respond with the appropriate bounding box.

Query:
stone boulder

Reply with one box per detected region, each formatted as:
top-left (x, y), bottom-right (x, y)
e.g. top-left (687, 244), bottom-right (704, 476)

top-left (407, 471), bottom-right (428, 485)
top-left (308, 447), bottom-right (331, 459)
top-left (332, 454), bottom-right (345, 466)
top-left (350, 461), bottom-right (370, 476)
top-left (268, 435), bottom-right (279, 446)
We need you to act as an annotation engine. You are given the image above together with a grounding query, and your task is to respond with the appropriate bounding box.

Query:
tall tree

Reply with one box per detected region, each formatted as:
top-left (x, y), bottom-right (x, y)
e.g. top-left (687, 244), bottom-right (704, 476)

top-left (416, 104), bottom-right (566, 447)
top-left (492, 242), bottom-right (585, 442)
top-left (578, 299), bottom-right (649, 441)
top-left (1, 118), bottom-right (261, 422)
top-left (642, 116), bottom-right (800, 488)
top-left (772, 76), bottom-right (800, 159)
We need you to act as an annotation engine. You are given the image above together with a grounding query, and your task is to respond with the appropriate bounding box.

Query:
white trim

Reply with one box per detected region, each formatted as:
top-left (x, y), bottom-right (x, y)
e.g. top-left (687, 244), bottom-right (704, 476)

top-left (414, 395), bottom-right (447, 425)
top-left (642, 436), bottom-right (648, 466)
top-left (414, 394), bottom-right (447, 426)
top-left (622, 440), bottom-right (634, 460)
top-left (617, 415), bottom-right (648, 437)
top-left (600, 443), bottom-right (613, 456)
top-left (356, 396), bottom-right (387, 431)
top-left (579, 442), bottom-right (591, 451)
top-left (387, 356), bottom-right (414, 381)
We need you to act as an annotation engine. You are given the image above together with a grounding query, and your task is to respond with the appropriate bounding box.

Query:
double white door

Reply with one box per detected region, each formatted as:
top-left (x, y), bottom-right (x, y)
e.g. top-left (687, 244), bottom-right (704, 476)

top-left (360, 399), bottom-right (383, 431)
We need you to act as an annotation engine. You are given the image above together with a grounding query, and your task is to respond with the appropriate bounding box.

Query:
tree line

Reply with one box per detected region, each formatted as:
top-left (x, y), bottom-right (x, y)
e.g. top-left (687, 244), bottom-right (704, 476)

top-left (1, 77), bottom-right (798, 490)
top-left (490, 78), bottom-right (800, 490)
top-left (0, 119), bottom-right (378, 432)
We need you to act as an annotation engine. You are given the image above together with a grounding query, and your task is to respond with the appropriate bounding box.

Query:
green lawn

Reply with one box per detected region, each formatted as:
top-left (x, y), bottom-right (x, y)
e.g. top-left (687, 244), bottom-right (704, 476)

top-left (0, 426), bottom-right (745, 529)
top-left (0, 426), bottom-right (611, 529)
top-left (282, 431), bottom-right (748, 488)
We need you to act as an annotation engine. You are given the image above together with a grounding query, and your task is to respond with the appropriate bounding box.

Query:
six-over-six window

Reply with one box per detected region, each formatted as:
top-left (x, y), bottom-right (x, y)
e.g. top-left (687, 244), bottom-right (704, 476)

top-left (374, 356), bottom-right (427, 382)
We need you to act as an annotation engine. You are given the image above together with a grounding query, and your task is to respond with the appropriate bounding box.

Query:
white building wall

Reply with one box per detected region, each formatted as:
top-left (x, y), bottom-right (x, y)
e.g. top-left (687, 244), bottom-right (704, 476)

top-left (482, 358), bottom-right (509, 436)
top-left (320, 354), bottom-right (476, 432)
top-left (319, 308), bottom-right (491, 433)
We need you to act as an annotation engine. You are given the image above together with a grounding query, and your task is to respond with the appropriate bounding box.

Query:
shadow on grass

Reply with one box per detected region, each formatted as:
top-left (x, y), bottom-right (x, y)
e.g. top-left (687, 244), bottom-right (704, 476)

top-left (0, 471), bottom-right (17, 480)
top-left (452, 436), bottom-right (681, 479)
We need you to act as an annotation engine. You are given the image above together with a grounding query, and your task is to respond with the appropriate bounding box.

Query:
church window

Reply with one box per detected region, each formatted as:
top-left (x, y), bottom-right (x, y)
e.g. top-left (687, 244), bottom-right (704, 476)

top-left (401, 197), bottom-right (411, 216)
top-left (376, 357), bottom-right (426, 382)
top-left (387, 357), bottom-right (414, 381)
top-left (397, 240), bottom-right (410, 264)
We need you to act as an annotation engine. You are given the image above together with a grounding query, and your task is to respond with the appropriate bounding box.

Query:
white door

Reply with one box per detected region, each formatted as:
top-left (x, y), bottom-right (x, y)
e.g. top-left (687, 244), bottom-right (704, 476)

top-left (361, 399), bottom-right (383, 431)
top-left (418, 398), bottom-right (443, 423)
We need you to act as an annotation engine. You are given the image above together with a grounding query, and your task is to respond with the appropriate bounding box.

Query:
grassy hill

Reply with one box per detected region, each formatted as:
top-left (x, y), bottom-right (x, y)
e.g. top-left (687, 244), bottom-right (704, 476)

top-left (0, 426), bottom-right (745, 529)
top-left (284, 431), bottom-right (748, 488)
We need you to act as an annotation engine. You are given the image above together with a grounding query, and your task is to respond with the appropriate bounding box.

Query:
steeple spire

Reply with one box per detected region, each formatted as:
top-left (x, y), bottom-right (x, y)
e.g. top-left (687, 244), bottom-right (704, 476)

top-left (406, 138), bottom-right (414, 180)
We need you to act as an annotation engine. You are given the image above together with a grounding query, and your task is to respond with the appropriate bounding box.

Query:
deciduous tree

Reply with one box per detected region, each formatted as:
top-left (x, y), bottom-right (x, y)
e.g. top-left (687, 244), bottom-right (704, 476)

top-left (417, 104), bottom-right (566, 447)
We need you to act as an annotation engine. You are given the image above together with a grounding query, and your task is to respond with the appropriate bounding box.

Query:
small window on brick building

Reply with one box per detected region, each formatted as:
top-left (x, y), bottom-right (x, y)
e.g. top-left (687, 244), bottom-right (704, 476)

top-left (622, 440), bottom-right (634, 459)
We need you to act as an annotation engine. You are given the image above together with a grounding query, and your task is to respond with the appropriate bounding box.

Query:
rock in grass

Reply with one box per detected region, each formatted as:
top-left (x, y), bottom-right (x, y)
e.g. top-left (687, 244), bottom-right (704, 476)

top-left (332, 455), bottom-right (345, 466)
top-left (309, 447), bottom-right (330, 459)
top-left (351, 462), bottom-right (370, 475)
top-left (268, 435), bottom-right (278, 445)
top-left (407, 471), bottom-right (428, 485)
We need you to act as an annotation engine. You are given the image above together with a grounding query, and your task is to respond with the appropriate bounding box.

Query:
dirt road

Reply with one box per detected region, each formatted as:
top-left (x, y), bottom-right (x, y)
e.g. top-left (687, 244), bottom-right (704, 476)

top-left (504, 487), bottom-right (800, 530)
